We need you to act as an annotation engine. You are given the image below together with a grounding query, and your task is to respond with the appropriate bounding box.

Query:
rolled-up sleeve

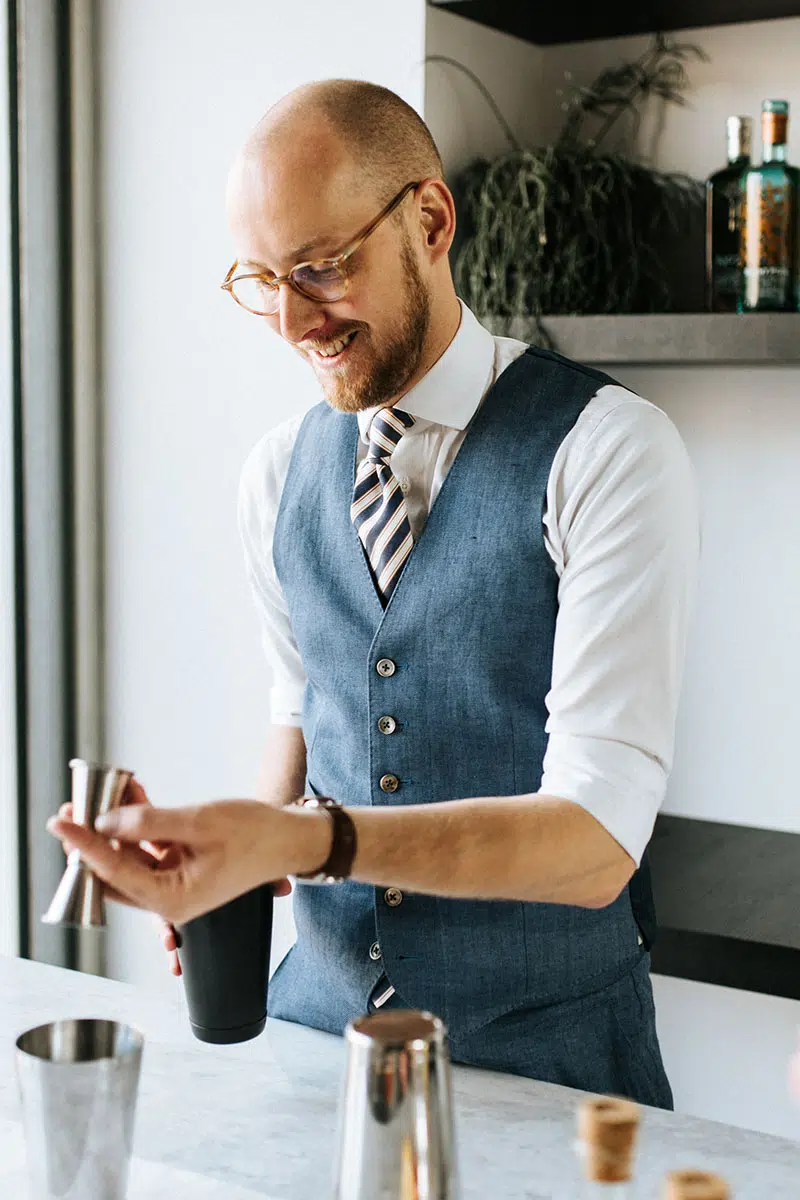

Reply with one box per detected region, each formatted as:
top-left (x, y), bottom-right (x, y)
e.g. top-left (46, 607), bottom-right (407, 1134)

top-left (237, 416), bottom-right (307, 726)
top-left (540, 389), bottom-right (700, 865)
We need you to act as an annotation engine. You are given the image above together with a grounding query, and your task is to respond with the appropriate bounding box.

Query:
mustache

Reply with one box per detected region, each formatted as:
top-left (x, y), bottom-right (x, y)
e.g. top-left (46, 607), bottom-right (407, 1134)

top-left (301, 325), bottom-right (367, 352)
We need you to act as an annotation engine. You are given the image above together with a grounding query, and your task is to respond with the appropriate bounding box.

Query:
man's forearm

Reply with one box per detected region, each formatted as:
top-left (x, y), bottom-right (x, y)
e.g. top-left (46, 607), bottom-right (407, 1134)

top-left (253, 730), bottom-right (636, 905)
top-left (48, 785), bottom-right (637, 924)
top-left (255, 725), bottom-right (307, 808)
top-left (346, 794), bottom-right (635, 908)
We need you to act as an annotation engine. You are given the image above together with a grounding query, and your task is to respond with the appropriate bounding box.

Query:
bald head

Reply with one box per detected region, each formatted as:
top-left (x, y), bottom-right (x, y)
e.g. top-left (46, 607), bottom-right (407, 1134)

top-left (241, 79), bottom-right (443, 207)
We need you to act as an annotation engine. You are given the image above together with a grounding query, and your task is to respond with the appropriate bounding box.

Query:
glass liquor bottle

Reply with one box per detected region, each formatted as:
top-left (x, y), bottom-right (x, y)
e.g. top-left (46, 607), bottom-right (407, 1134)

top-left (706, 116), bottom-right (752, 311)
top-left (739, 99), bottom-right (799, 312)
top-left (664, 1169), bottom-right (730, 1199)
top-left (575, 1096), bottom-right (639, 1198)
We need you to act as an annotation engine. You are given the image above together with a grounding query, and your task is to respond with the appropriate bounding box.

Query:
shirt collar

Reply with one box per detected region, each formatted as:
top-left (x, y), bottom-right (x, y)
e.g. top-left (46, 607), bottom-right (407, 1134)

top-left (356, 301), bottom-right (496, 442)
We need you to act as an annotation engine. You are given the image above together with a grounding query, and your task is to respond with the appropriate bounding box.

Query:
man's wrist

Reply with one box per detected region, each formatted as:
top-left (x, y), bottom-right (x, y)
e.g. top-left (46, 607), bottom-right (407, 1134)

top-left (284, 805), bottom-right (334, 876)
top-left (289, 798), bottom-right (360, 881)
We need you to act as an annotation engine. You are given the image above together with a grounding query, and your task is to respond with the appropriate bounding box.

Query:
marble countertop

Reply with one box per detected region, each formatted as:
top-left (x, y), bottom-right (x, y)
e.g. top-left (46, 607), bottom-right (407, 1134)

top-left (2, 954), bottom-right (799, 1198)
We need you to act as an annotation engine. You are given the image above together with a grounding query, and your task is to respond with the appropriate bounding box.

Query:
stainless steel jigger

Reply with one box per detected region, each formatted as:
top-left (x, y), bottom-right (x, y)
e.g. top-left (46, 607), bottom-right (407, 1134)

top-left (334, 1009), bottom-right (458, 1199)
top-left (42, 758), bottom-right (133, 929)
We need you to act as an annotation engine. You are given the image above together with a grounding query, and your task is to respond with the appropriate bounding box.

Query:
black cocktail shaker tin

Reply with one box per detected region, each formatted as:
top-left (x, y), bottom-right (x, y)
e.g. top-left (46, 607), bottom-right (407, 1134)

top-left (177, 884), bottom-right (273, 1044)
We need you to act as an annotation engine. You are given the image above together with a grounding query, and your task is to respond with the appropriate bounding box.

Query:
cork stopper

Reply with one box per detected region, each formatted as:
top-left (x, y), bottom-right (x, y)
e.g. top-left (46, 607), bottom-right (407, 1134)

top-left (577, 1096), bottom-right (640, 1183)
top-left (664, 1170), bottom-right (730, 1199)
top-left (762, 99), bottom-right (789, 147)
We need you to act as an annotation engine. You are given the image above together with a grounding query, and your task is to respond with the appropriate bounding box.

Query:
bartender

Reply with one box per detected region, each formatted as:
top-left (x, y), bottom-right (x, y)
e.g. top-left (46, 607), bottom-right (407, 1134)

top-left (50, 79), bottom-right (699, 1108)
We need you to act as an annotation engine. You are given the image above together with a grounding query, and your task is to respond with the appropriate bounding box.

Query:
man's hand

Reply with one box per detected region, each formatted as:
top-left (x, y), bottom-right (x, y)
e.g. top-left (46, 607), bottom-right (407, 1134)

top-left (56, 777), bottom-right (189, 975)
top-left (47, 798), bottom-right (328, 927)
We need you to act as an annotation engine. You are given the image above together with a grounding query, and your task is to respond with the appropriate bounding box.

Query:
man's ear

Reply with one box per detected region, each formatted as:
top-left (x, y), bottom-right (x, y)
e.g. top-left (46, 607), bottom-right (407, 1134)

top-left (417, 179), bottom-right (456, 260)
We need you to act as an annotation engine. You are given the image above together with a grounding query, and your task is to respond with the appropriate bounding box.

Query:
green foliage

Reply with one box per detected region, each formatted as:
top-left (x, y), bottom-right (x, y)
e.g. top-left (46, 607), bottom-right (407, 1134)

top-left (558, 33), bottom-right (708, 151)
top-left (454, 147), bottom-right (703, 324)
top-left (433, 36), bottom-right (708, 335)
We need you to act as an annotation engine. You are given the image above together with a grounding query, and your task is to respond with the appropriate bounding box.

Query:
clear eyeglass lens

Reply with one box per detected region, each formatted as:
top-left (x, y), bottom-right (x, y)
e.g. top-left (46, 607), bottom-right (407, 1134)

top-left (231, 274), bottom-right (279, 314)
top-left (292, 262), bottom-right (347, 301)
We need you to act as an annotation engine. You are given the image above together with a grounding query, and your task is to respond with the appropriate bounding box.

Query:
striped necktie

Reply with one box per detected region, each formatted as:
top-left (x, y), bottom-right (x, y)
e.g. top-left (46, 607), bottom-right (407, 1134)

top-left (351, 407), bottom-right (416, 603)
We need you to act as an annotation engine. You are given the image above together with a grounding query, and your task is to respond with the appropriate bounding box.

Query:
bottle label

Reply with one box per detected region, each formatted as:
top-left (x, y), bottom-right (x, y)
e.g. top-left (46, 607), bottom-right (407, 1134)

top-left (743, 265), bottom-right (791, 304)
top-left (740, 177), bottom-right (794, 308)
top-left (713, 256), bottom-right (741, 300)
top-left (754, 183), bottom-right (791, 266)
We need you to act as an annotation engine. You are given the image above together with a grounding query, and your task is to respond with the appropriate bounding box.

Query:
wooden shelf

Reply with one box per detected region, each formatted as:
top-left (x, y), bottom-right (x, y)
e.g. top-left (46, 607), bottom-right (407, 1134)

top-left (479, 313), bottom-right (800, 364)
top-left (649, 814), bottom-right (800, 1000)
top-left (428, 0), bottom-right (800, 46)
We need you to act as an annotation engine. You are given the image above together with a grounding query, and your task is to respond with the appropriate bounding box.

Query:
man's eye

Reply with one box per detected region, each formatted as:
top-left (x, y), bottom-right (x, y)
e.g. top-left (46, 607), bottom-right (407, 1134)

top-left (295, 263), bottom-right (343, 286)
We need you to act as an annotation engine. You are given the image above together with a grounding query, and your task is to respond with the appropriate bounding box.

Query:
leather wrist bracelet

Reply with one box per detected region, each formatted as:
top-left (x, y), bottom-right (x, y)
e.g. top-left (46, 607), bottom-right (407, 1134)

top-left (293, 797), bottom-right (357, 884)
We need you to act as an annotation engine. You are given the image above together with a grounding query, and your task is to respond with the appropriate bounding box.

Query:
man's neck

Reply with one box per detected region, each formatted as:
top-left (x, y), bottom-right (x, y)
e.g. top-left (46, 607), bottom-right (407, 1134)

top-left (388, 292), bottom-right (462, 407)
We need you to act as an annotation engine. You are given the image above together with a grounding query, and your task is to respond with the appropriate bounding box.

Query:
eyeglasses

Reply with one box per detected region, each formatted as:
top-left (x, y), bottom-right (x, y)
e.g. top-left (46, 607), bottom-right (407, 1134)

top-left (221, 180), bottom-right (421, 316)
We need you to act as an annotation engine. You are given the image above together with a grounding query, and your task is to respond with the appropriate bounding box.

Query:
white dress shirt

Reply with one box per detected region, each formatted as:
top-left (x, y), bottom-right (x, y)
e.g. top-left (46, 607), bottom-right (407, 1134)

top-left (238, 302), bottom-right (700, 866)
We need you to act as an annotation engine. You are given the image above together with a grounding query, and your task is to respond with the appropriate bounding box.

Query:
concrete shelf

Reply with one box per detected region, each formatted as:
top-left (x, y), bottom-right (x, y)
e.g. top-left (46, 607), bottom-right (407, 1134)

top-left (479, 313), bottom-right (800, 365)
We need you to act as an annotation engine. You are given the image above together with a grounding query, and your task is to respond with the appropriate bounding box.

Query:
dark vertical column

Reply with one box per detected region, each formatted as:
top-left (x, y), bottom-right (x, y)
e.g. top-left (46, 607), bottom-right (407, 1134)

top-left (11, 0), bottom-right (76, 967)
top-left (69, 0), bottom-right (105, 978)
top-left (6, 0), bottom-right (26, 959)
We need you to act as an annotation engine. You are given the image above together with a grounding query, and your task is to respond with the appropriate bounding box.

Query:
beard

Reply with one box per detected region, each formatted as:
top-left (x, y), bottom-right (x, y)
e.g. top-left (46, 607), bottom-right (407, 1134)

top-left (313, 236), bottom-right (431, 415)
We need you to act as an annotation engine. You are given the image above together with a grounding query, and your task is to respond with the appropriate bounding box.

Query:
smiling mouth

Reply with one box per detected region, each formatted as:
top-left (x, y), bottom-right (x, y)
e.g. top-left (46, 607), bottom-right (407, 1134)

top-left (309, 330), bottom-right (359, 365)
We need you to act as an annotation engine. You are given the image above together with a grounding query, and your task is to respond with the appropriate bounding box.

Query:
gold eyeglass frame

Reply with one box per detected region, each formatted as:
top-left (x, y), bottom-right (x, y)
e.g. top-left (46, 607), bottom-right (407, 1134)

top-left (221, 180), bottom-right (422, 315)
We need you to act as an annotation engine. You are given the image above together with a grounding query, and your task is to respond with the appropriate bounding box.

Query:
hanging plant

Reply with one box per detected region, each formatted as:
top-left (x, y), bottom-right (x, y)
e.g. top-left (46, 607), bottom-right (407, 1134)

top-left (429, 36), bottom-right (709, 342)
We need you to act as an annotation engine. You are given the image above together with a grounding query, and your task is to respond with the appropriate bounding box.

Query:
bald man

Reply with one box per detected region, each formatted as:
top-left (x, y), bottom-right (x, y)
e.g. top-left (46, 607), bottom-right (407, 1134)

top-left (51, 79), bottom-right (699, 1106)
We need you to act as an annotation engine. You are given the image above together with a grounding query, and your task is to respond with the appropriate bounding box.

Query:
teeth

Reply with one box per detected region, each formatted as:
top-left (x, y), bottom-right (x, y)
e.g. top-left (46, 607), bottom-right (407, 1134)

top-left (316, 331), bottom-right (356, 358)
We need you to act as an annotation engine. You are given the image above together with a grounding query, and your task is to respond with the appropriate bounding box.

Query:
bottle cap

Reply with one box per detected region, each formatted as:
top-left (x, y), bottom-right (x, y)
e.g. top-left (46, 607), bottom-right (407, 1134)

top-left (576, 1096), bottom-right (640, 1183)
top-left (664, 1169), bottom-right (730, 1199)
top-left (726, 115), bottom-right (752, 160)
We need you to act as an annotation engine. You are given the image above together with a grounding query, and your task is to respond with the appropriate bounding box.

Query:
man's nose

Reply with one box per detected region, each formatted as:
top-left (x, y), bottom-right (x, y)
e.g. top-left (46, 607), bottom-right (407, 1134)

top-left (276, 282), bottom-right (326, 345)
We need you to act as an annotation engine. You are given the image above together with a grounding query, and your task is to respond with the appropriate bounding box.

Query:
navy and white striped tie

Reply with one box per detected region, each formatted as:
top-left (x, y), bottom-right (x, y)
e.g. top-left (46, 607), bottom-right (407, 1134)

top-left (351, 407), bottom-right (416, 603)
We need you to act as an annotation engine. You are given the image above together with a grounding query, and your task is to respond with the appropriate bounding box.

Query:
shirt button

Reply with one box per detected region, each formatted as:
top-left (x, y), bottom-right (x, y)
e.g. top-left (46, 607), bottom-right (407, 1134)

top-left (399, 478), bottom-right (410, 494)
top-left (369, 941), bottom-right (382, 961)
top-left (380, 774), bottom-right (400, 793)
top-left (384, 887), bottom-right (403, 907)
top-left (376, 658), bottom-right (396, 678)
top-left (377, 715), bottom-right (397, 735)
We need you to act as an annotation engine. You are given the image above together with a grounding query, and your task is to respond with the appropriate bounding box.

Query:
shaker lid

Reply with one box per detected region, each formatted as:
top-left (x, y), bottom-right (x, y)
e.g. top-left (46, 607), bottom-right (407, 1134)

top-left (348, 1010), bottom-right (445, 1048)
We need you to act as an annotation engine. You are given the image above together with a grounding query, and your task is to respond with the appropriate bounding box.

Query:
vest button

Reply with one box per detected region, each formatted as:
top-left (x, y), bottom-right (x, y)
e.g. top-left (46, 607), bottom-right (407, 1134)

top-left (369, 941), bottom-right (382, 961)
top-left (376, 658), bottom-right (396, 678)
top-left (377, 715), bottom-right (397, 735)
top-left (380, 774), bottom-right (400, 793)
top-left (384, 887), bottom-right (403, 907)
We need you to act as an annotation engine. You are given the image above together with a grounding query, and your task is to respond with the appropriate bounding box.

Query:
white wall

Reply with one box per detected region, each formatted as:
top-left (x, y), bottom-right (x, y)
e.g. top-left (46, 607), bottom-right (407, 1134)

top-left (536, 17), bottom-right (800, 176)
top-left (99, 0), bottom-right (426, 990)
top-left (424, 8), bottom-right (545, 179)
top-left (425, 10), bottom-right (800, 1137)
top-left (617, 365), bottom-right (800, 833)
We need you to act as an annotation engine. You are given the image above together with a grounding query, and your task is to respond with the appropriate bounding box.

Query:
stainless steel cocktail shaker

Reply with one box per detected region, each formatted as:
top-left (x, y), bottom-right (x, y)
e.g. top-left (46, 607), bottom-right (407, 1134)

top-left (16, 1018), bottom-right (143, 1199)
top-left (333, 1009), bottom-right (457, 1199)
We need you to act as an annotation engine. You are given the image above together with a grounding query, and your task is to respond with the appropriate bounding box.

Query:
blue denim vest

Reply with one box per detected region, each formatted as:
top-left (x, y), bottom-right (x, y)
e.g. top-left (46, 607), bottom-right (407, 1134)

top-left (268, 347), bottom-right (665, 1101)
